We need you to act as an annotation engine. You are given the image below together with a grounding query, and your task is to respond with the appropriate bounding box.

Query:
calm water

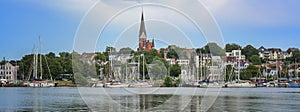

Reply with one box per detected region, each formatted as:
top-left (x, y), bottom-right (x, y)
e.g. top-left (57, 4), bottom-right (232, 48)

top-left (1, 87), bottom-right (300, 111)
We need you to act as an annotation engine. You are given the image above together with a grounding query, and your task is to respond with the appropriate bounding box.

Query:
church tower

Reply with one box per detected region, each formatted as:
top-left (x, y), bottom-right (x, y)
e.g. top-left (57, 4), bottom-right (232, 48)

top-left (138, 11), bottom-right (154, 51)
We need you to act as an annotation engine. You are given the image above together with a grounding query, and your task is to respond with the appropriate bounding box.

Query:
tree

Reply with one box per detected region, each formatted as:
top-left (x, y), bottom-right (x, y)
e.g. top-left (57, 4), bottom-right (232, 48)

top-left (225, 43), bottom-right (242, 52)
top-left (153, 57), bottom-right (169, 69)
top-left (59, 52), bottom-right (72, 74)
top-left (204, 42), bottom-right (225, 56)
top-left (225, 65), bottom-right (234, 82)
top-left (19, 54), bottom-right (34, 80)
top-left (164, 76), bottom-right (173, 87)
top-left (73, 73), bottom-right (88, 86)
top-left (149, 60), bottom-right (167, 80)
top-left (241, 64), bottom-right (260, 80)
top-left (291, 51), bottom-right (300, 63)
top-left (249, 55), bottom-right (262, 65)
top-left (119, 47), bottom-right (134, 54)
top-left (170, 62), bottom-right (181, 77)
top-left (167, 48), bottom-right (179, 59)
top-left (242, 45), bottom-right (259, 59)
top-left (46, 52), bottom-right (56, 59)
top-left (139, 61), bottom-right (149, 80)
top-left (94, 52), bottom-right (107, 61)
top-left (104, 46), bottom-right (116, 60)
top-left (46, 57), bottom-right (63, 79)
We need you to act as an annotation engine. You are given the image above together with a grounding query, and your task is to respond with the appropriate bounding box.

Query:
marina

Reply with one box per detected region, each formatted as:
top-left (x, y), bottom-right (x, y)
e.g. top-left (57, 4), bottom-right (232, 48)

top-left (0, 1), bottom-right (300, 111)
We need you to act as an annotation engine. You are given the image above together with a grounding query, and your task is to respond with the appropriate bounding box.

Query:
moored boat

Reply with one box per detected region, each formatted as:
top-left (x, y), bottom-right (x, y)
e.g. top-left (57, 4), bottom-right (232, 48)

top-left (105, 80), bottom-right (129, 88)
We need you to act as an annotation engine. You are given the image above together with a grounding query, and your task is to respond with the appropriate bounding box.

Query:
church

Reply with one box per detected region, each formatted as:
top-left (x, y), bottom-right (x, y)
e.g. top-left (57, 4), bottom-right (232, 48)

top-left (137, 11), bottom-right (154, 51)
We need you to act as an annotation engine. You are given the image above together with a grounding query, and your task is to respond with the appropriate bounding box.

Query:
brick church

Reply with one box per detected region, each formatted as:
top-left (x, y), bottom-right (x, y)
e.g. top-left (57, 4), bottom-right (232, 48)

top-left (137, 11), bottom-right (154, 51)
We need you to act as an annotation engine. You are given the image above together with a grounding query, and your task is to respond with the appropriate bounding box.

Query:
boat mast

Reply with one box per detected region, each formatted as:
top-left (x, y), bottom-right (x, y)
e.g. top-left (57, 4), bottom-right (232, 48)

top-left (238, 50), bottom-right (241, 82)
top-left (39, 36), bottom-right (43, 80)
top-left (33, 44), bottom-right (38, 79)
top-left (200, 52), bottom-right (202, 81)
top-left (142, 54), bottom-right (145, 81)
top-left (3, 57), bottom-right (6, 79)
top-left (138, 54), bottom-right (140, 80)
top-left (276, 59), bottom-right (278, 80)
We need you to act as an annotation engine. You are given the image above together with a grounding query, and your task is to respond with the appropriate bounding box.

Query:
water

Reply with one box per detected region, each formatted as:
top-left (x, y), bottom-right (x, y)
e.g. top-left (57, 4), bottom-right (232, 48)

top-left (1, 87), bottom-right (300, 111)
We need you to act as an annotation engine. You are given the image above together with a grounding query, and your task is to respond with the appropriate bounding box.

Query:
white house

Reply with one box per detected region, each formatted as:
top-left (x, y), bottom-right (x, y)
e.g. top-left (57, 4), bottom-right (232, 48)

top-left (0, 62), bottom-right (19, 82)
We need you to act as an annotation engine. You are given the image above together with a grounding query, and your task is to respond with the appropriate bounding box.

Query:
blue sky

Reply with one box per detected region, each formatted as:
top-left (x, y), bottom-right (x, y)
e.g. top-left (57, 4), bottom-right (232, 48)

top-left (1, 0), bottom-right (300, 60)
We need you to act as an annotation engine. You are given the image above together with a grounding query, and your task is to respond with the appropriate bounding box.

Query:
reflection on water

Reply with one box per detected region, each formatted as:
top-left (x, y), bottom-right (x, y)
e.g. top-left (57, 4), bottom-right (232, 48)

top-left (1, 87), bottom-right (300, 111)
top-left (0, 87), bottom-right (89, 111)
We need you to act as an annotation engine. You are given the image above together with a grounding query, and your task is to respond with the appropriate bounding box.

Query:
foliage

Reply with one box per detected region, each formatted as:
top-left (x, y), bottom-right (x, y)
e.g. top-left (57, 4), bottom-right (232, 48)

top-left (139, 61), bottom-right (149, 80)
top-left (73, 73), bottom-right (88, 86)
top-left (197, 42), bottom-right (225, 56)
top-left (46, 56), bottom-right (63, 79)
top-left (242, 45), bottom-right (259, 59)
top-left (164, 76), bottom-right (173, 87)
top-left (103, 46), bottom-right (117, 60)
top-left (59, 52), bottom-right (72, 74)
top-left (167, 48), bottom-right (179, 59)
top-left (18, 53), bottom-right (64, 80)
top-left (249, 55), bottom-right (262, 65)
top-left (241, 64), bottom-right (261, 80)
top-left (153, 57), bottom-right (169, 68)
top-left (170, 62), bottom-right (181, 77)
top-left (149, 60), bottom-right (167, 80)
top-left (175, 78), bottom-right (182, 83)
top-left (225, 65), bottom-right (234, 82)
top-left (225, 43), bottom-right (242, 52)
top-left (291, 51), bottom-right (300, 63)
top-left (46, 52), bottom-right (56, 59)
top-left (119, 47), bottom-right (134, 54)
top-left (94, 52), bottom-right (107, 61)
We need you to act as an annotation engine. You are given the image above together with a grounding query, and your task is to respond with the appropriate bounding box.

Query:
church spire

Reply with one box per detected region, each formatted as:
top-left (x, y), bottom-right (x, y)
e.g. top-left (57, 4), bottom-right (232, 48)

top-left (139, 10), bottom-right (147, 38)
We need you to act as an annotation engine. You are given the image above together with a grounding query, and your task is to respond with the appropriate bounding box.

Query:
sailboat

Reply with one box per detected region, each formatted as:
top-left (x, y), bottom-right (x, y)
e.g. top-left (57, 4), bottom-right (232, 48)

top-left (27, 37), bottom-right (56, 87)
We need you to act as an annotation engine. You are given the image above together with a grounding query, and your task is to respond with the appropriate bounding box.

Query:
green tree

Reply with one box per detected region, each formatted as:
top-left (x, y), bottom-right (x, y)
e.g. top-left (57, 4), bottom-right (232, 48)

top-left (291, 51), bottom-right (300, 63)
top-left (59, 52), bottom-right (72, 74)
top-left (104, 46), bottom-right (116, 60)
top-left (164, 76), bottom-right (173, 87)
top-left (46, 57), bottom-right (63, 79)
top-left (249, 55), bottom-right (262, 65)
top-left (204, 42), bottom-right (225, 56)
top-left (241, 64), bottom-right (260, 80)
top-left (149, 60), bottom-right (167, 80)
top-left (73, 73), bottom-right (88, 86)
top-left (167, 48), bottom-right (179, 59)
top-left (225, 43), bottom-right (242, 52)
top-left (170, 62), bottom-right (181, 77)
top-left (119, 47), bottom-right (134, 54)
top-left (139, 61), bottom-right (149, 80)
top-left (19, 54), bottom-right (34, 80)
top-left (225, 65), bottom-right (234, 82)
top-left (94, 52), bottom-right (107, 61)
top-left (46, 52), bottom-right (56, 59)
top-left (153, 57), bottom-right (169, 69)
top-left (242, 45), bottom-right (259, 59)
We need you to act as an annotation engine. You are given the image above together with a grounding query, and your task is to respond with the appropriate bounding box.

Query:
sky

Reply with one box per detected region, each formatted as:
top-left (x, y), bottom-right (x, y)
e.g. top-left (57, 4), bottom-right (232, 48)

top-left (1, 0), bottom-right (300, 60)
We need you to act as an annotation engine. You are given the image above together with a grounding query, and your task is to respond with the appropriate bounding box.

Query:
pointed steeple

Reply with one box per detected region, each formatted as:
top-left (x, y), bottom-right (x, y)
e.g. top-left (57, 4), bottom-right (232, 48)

top-left (139, 10), bottom-right (147, 39)
top-left (152, 36), bottom-right (155, 47)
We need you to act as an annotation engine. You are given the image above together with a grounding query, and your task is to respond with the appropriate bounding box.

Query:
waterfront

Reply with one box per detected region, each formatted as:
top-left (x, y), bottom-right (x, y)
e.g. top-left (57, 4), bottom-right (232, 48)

top-left (1, 87), bottom-right (300, 111)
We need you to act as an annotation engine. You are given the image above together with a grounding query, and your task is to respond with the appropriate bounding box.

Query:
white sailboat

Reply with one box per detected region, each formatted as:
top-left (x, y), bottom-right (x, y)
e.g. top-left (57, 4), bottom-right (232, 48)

top-left (28, 37), bottom-right (56, 87)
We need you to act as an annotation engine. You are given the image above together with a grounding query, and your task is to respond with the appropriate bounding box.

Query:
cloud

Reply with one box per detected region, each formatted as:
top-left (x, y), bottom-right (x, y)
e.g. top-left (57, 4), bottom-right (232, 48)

top-left (28, 0), bottom-right (223, 52)
top-left (201, 0), bottom-right (300, 27)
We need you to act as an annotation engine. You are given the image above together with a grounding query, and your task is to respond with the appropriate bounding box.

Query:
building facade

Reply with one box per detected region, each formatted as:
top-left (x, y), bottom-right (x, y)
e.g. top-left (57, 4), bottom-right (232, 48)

top-left (0, 62), bottom-right (19, 82)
